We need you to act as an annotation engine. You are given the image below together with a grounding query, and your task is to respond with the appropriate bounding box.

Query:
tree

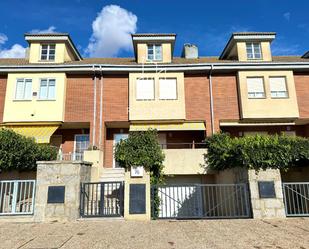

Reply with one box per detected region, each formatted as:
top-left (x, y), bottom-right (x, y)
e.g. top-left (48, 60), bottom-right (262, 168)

top-left (114, 129), bottom-right (165, 185)
top-left (0, 128), bottom-right (58, 172)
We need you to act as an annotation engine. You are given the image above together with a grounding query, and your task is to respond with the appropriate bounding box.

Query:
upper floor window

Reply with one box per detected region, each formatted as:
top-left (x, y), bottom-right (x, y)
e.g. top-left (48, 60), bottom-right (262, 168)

top-left (247, 77), bottom-right (265, 98)
top-left (269, 77), bottom-right (288, 98)
top-left (246, 43), bottom-right (262, 60)
top-left (159, 78), bottom-right (177, 100)
top-left (147, 44), bottom-right (162, 61)
top-left (39, 79), bottom-right (56, 100)
top-left (40, 44), bottom-right (55, 61)
top-left (15, 78), bottom-right (32, 100)
top-left (136, 78), bottom-right (155, 100)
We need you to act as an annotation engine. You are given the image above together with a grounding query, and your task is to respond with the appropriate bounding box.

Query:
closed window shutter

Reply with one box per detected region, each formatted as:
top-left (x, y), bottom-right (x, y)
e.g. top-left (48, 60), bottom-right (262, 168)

top-left (247, 77), bottom-right (265, 98)
top-left (269, 77), bottom-right (288, 97)
top-left (136, 78), bottom-right (154, 100)
top-left (159, 78), bottom-right (177, 99)
top-left (15, 79), bottom-right (25, 99)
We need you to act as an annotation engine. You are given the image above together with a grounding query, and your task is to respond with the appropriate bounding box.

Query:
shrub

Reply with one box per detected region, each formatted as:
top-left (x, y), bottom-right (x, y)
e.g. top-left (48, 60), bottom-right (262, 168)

top-left (114, 129), bottom-right (165, 184)
top-left (0, 128), bottom-right (57, 172)
top-left (204, 133), bottom-right (309, 171)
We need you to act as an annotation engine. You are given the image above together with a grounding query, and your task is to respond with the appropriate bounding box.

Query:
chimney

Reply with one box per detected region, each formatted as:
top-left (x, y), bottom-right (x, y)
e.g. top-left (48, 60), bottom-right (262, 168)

top-left (182, 43), bottom-right (198, 59)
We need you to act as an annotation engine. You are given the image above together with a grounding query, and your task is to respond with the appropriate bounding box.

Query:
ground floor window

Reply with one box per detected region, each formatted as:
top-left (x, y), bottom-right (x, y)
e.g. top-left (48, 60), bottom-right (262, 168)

top-left (74, 134), bottom-right (90, 160)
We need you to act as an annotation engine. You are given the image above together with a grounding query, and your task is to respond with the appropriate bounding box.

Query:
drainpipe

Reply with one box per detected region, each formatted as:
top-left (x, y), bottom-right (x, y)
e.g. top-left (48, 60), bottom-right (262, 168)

top-left (209, 64), bottom-right (215, 135)
top-left (99, 65), bottom-right (103, 149)
top-left (92, 65), bottom-right (97, 147)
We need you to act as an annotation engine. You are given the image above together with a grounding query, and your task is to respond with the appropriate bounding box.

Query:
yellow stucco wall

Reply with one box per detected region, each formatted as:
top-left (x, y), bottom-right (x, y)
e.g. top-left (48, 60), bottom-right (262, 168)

top-left (163, 148), bottom-right (207, 175)
top-left (3, 73), bottom-right (66, 122)
top-left (237, 41), bottom-right (272, 61)
top-left (29, 43), bottom-right (74, 63)
top-left (124, 170), bottom-right (151, 221)
top-left (238, 71), bottom-right (299, 119)
top-left (136, 43), bottom-right (172, 63)
top-left (129, 72), bottom-right (186, 121)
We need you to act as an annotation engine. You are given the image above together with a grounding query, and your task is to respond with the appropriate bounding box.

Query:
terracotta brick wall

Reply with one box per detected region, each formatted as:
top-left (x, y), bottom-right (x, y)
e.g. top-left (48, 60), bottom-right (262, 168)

top-left (103, 75), bottom-right (129, 122)
top-left (294, 74), bottom-right (309, 119)
top-left (212, 74), bottom-right (240, 131)
top-left (184, 74), bottom-right (211, 132)
top-left (104, 128), bottom-right (129, 168)
top-left (0, 76), bottom-right (7, 122)
top-left (65, 75), bottom-right (94, 122)
top-left (184, 73), bottom-right (240, 135)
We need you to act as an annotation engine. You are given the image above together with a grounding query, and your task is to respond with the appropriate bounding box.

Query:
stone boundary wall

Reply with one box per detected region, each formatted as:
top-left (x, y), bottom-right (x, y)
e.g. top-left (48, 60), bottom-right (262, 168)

top-left (34, 161), bottom-right (92, 222)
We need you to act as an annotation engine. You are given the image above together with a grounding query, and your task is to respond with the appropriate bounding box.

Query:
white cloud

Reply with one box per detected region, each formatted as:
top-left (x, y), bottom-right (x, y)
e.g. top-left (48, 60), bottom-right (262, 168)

top-left (0, 33), bottom-right (26, 58)
top-left (29, 26), bottom-right (57, 34)
top-left (85, 5), bottom-right (137, 57)
top-left (0, 44), bottom-right (26, 58)
top-left (0, 33), bottom-right (8, 45)
top-left (283, 12), bottom-right (291, 21)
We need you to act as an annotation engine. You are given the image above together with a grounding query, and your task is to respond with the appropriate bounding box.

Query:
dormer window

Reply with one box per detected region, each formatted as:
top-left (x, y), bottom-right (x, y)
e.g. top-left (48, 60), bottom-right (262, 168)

top-left (147, 44), bottom-right (162, 61)
top-left (246, 42), bottom-right (262, 60)
top-left (40, 44), bottom-right (56, 61)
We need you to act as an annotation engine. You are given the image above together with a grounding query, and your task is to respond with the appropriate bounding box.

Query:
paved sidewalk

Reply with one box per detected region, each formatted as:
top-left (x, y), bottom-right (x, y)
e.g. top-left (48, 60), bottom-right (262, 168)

top-left (0, 218), bottom-right (308, 249)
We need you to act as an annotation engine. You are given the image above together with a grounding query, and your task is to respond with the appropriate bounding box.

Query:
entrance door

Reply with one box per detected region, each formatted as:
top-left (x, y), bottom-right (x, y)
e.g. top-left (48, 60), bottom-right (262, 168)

top-left (113, 134), bottom-right (129, 168)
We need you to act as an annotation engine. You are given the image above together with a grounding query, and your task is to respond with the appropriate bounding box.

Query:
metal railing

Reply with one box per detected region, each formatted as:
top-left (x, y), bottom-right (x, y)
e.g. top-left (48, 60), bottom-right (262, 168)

top-left (152, 183), bottom-right (251, 219)
top-left (160, 142), bottom-right (206, 149)
top-left (58, 152), bottom-right (84, 161)
top-left (80, 181), bottom-right (124, 217)
top-left (0, 180), bottom-right (36, 215)
top-left (283, 182), bottom-right (309, 217)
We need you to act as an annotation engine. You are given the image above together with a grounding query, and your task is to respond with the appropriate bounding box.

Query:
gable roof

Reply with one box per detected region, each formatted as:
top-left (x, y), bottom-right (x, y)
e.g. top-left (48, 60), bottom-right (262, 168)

top-left (24, 33), bottom-right (82, 60)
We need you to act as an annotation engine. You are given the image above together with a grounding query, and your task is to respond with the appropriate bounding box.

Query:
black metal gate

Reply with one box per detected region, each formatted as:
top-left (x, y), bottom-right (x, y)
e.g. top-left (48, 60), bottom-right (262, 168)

top-left (80, 181), bottom-right (124, 217)
top-left (283, 182), bottom-right (309, 217)
top-left (151, 183), bottom-right (251, 219)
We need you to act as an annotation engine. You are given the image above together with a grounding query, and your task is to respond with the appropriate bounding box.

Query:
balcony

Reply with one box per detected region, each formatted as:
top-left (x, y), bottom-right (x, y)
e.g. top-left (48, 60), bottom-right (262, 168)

top-left (161, 143), bottom-right (207, 175)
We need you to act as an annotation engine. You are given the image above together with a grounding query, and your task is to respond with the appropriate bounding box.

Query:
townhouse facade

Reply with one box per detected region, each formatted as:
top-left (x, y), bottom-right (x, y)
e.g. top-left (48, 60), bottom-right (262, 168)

top-left (0, 31), bottom-right (309, 187)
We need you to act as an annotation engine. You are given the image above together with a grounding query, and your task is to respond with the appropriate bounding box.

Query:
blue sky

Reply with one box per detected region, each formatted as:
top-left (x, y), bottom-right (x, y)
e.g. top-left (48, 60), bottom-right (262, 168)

top-left (0, 0), bottom-right (308, 58)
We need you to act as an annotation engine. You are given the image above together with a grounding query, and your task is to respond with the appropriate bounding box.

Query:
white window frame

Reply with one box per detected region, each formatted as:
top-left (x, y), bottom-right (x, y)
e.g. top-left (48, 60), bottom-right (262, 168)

top-left (73, 134), bottom-right (90, 161)
top-left (40, 44), bottom-right (56, 61)
top-left (38, 78), bottom-right (56, 100)
top-left (147, 44), bottom-right (162, 61)
top-left (269, 76), bottom-right (289, 99)
top-left (113, 133), bottom-right (129, 168)
top-left (159, 78), bottom-right (178, 100)
top-left (246, 42), bottom-right (262, 60)
top-left (246, 77), bottom-right (266, 99)
top-left (14, 78), bottom-right (32, 100)
top-left (136, 78), bottom-right (155, 100)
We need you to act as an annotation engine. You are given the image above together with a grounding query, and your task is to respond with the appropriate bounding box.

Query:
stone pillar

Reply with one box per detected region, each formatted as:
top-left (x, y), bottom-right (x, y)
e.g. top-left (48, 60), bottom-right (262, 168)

top-left (124, 168), bottom-right (151, 221)
top-left (248, 169), bottom-right (286, 219)
top-left (34, 161), bottom-right (92, 222)
top-left (83, 150), bottom-right (103, 182)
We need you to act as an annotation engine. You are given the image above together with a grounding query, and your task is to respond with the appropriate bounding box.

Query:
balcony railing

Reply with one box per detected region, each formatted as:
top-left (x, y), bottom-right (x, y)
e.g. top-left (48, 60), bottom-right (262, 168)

top-left (160, 142), bottom-right (206, 149)
top-left (57, 152), bottom-right (84, 161)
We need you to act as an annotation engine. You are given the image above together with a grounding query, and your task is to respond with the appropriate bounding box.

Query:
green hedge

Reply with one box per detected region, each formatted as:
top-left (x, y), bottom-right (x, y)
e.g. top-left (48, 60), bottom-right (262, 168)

top-left (204, 133), bottom-right (309, 171)
top-left (0, 129), bottom-right (58, 172)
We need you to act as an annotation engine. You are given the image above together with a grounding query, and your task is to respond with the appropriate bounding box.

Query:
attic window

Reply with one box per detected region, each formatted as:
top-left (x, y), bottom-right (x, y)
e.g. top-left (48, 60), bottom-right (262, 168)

top-left (246, 43), bottom-right (262, 60)
top-left (147, 44), bottom-right (162, 61)
top-left (41, 44), bottom-right (56, 61)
